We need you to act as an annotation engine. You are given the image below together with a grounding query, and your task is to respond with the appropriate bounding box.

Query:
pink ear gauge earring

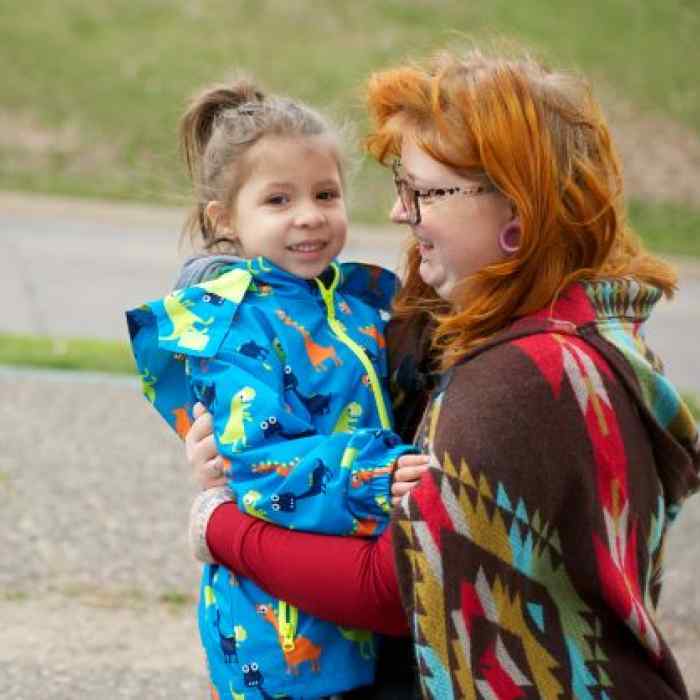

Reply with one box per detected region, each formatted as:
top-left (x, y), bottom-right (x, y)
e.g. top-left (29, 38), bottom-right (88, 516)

top-left (498, 222), bottom-right (521, 255)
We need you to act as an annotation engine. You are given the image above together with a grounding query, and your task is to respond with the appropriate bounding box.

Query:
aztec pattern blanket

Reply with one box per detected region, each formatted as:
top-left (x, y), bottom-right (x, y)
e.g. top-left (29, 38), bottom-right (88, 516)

top-left (389, 280), bottom-right (699, 700)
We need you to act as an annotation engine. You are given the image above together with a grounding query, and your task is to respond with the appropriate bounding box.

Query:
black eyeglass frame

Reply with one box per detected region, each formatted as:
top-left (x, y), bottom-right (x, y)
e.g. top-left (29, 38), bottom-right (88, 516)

top-left (391, 159), bottom-right (497, 225)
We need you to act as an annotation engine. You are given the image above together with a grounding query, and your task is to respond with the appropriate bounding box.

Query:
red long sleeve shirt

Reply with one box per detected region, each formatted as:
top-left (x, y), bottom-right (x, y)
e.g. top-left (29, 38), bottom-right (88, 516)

top-left (207, 502), bottom-right (409, 636)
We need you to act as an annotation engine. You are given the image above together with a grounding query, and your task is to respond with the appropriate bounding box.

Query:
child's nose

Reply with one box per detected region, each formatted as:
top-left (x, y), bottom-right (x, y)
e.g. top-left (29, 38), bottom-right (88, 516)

top-left (294, 202), bottom-right (326, 227)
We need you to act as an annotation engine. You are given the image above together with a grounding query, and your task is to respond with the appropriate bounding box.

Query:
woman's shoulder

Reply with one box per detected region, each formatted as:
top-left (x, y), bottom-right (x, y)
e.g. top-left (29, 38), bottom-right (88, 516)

top-left (447, 323), bottom-right (603, 391)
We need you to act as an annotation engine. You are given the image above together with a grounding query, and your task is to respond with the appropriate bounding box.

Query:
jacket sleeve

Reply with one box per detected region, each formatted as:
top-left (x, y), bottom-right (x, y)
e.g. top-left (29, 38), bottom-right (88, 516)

top-left (188, 343), bottom-right (414, 536)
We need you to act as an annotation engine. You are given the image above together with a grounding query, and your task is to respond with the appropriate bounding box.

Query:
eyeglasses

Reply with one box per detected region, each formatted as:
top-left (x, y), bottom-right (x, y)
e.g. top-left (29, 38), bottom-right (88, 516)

top-left (392, 159), bottom-right (497, 225)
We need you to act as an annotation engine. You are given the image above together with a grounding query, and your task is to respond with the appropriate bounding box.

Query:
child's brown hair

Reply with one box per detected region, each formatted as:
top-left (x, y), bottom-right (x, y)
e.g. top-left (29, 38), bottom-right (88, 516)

top-left (179, 78), bottom-right (347, 251)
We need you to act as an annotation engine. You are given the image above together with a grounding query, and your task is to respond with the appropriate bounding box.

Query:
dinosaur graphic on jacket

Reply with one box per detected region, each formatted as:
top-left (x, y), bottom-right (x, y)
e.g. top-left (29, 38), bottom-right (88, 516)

top-left (275, 309), bottom-right (342, 372)
top-left (270, 460), bottom-right (332, 513)
top-left (220, 387), bottom-right (256, 450)
top-left (333, 402), bottom-right (363, 433)
top-left (255, 603), bottom-right (322, 675)
top-left (158, 290), bottom-right (214, 350)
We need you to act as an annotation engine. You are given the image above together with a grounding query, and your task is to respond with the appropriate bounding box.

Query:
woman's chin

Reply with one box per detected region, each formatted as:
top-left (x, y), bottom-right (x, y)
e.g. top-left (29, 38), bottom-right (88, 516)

top-left (419, 263), bottom-right (439, 288)
top-left (419, 269), bottom-right (450, 300)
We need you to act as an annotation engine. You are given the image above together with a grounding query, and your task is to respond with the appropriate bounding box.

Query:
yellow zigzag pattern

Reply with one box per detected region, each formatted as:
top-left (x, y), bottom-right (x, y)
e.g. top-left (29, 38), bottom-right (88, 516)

top-left (400, 451), bottom-right (607, 697)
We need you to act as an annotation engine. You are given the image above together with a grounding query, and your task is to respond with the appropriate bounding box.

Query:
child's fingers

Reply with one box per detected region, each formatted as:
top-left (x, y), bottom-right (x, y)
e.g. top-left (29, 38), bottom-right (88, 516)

top-left (185, 409), bottom-right (214, 456)
top-left (391, 480), bottom-right (417, 505)
top-left (193, 402), bottom-right (207, 419)
top-left (393, 463), bottom-right (430, 483)
top-left (396, 453), bottom-right (432, 468)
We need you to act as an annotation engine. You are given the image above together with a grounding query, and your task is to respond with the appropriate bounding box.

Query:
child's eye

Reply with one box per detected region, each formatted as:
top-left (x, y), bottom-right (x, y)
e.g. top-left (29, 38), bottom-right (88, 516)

top-left (317, 189), bottom-right (341, 201)
top-left (265, 194), bottom-right (289, 205)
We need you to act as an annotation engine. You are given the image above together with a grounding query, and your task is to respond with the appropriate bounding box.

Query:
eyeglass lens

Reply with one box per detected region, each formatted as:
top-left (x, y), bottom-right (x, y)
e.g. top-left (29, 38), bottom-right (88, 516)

top-left (393, 162), bottom-right (419, 224)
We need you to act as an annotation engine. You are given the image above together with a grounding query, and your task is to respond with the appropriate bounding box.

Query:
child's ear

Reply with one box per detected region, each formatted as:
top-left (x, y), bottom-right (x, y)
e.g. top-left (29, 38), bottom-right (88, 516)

top-left (205, 201), bottom-right (233, 234)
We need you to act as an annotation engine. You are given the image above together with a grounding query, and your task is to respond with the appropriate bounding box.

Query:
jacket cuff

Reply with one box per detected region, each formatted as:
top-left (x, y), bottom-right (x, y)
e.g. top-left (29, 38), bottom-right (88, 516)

top-left (348, 442), bottom-right (415, 527)
top-left (188, 486), bottom-right (235, 563)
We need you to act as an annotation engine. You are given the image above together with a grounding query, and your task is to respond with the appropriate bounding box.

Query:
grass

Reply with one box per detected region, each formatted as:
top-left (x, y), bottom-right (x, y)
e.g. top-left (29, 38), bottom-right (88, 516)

top-left (0, 333), bottom-right (135, 375)
top-left (1, 332), bottom-right (697, 422)
top-left (159, 591), bottom-right (197, 613)
top-left (629, 201), bottom-right (700, 259)
top-left (683, 394), bottom-right (700, 421)
top-left (1, 0), bottom-right (699, 244)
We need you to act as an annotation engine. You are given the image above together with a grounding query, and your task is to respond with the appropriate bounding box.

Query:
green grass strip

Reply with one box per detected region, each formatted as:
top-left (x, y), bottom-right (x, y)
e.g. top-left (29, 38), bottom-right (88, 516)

top-left (630, 200), bottom-right (700, 259)
top-left (0, 332), bottom-right (697, 422)
top-left (682, 393), bottom-right (700, 421)
top-left (0, 333), bottom-right (135, 375)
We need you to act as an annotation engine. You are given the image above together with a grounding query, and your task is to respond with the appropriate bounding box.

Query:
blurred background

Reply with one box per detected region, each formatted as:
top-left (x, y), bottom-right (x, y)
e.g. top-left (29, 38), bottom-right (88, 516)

top-left (1, 2), bottom-right (699, 698)
top-left (1, 0), bottom-right (699, 236)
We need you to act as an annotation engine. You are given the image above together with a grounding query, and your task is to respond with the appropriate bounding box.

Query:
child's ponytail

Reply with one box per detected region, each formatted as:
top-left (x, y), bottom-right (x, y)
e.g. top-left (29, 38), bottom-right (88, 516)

top-left (179, 80), bottom-right (265, 182)
top-left (179, 78), bottom-right (266, 246)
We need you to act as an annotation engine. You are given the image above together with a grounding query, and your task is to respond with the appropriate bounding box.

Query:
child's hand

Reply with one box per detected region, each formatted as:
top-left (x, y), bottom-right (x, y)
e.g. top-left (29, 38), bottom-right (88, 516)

top-left (391, 453), bottom-right (432, 506)
top-left (186, 403), bottom-right (227, 489)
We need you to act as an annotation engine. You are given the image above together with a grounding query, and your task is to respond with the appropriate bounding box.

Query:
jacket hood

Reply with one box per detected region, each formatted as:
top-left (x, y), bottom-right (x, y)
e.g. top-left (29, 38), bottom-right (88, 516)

top-left (517, 279), bottom-right (699, 514)
top-left (173, 254), bottom-right (243, 289)
top-left (580, 279), bottom-right (699, 515)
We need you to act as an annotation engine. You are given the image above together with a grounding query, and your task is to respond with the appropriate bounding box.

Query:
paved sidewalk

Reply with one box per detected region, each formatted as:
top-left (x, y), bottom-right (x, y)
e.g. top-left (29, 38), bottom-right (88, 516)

top-left (2, 191), bottom-right (698, 396)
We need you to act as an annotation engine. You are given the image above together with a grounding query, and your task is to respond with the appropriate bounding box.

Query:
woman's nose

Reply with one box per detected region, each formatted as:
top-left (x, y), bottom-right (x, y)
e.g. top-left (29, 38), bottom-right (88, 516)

top-left (390, 196), bottom-right (410, 224)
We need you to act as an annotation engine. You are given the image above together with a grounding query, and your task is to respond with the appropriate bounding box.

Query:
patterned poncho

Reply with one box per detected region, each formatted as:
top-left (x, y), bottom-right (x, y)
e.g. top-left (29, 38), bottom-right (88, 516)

top-left (389, 280), bottom-right (699, 700)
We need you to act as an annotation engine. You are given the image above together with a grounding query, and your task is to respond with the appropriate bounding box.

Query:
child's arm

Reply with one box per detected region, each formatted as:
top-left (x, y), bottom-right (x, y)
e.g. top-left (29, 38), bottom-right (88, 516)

top-left (188, 354), bottom-right (415, 535)
top-left (187, 403), bottom-right (429, 505)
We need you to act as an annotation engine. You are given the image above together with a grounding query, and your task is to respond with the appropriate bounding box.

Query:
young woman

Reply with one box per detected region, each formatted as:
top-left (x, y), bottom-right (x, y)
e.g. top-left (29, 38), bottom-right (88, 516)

top-left (186, 48), bottom-right (699, 699)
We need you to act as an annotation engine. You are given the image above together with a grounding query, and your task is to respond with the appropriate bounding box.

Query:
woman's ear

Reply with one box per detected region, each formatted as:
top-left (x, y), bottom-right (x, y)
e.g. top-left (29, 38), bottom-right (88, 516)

top-left (205, 201), bottom-right (233, 235)
top-left (498, 218), bottom-right (521, 255)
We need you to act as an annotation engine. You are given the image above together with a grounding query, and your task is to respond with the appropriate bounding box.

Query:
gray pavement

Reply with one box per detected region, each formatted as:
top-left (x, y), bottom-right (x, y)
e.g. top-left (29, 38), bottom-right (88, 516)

top-left (1, 193), bottom-right (699, 698)
top-left (1, 366), bottom-right (698, 698)
top-left (0, 368), bottom-right (208, 698)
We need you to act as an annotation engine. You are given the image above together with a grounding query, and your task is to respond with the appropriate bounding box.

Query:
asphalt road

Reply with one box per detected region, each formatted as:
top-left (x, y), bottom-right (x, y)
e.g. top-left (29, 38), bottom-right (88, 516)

top-left (2, 192), bottom-right (698, 396)
top-left (0, 193), bottom-right (698, 698)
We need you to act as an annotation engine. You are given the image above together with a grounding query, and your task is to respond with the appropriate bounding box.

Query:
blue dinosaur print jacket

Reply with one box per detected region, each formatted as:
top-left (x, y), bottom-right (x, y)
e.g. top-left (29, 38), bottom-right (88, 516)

top-left (126, 256), bottom-right (415, 699)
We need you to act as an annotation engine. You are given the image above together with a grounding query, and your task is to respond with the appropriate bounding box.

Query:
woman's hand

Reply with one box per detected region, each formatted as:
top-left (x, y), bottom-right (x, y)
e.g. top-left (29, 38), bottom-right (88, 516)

top-left (186, 402), bottom-right (227, 489)
top-left (391, 453), bottom-right (432, 506)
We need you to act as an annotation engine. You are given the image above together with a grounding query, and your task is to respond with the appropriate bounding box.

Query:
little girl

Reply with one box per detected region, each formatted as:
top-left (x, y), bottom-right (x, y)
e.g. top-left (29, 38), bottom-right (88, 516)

top-left (127, 80), bottom-right (426, 699)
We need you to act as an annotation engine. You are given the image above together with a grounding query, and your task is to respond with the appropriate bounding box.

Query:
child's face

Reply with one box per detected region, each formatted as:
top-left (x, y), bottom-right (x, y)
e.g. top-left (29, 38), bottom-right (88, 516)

top-left (223, 135), bottom-right (347, 279)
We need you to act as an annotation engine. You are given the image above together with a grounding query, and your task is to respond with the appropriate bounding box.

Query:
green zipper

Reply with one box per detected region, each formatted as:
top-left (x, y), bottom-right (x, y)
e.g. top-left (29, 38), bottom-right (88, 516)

top-left (274, 266), bottom-right (391, 653)
top-left (278, 600), bottom-right (298, 651)
top-left (315, 263), bottom-right (391, 430)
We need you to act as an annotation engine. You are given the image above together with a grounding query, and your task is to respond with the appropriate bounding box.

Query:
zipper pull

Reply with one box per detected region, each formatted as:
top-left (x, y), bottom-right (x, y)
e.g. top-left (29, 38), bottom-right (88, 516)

top-left (278, 601), bottom-right (298, 651)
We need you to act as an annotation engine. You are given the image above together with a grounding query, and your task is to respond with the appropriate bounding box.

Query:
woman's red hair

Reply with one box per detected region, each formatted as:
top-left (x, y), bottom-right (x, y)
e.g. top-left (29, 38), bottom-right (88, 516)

top-left (365, 48), bottom-right (676, 369)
